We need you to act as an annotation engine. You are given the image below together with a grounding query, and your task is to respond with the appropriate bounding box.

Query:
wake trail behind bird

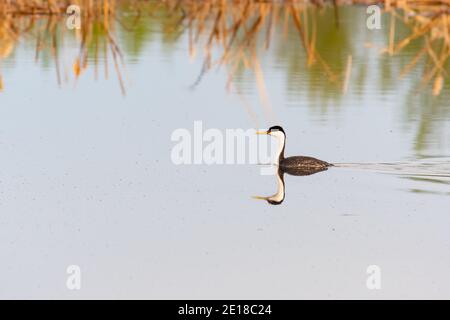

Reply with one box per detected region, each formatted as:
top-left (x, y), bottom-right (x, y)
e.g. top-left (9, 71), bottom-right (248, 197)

top-left (332, 158), bottom-right (450, 179)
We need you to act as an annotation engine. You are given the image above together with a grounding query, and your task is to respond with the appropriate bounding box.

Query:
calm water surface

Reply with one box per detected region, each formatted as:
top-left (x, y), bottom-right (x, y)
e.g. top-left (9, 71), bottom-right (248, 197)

top-left (0, 5), bottom-right (449, 298)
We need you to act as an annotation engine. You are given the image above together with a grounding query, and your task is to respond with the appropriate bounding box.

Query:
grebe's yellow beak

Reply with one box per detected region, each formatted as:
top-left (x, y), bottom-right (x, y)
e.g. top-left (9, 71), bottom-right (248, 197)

top-left (256, 131), bottom-right (268, 135)
top-left (252, 196), bottom-right (269, 200)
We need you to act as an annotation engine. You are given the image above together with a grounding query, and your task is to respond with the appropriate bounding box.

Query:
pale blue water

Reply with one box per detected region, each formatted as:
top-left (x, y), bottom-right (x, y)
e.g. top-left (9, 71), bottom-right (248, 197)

top-left (0, 5), bottom-right (449, 298)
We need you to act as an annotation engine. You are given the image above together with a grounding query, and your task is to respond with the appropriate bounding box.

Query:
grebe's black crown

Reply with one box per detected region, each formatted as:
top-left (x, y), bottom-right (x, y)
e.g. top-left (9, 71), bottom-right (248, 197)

top-left (267, 125), bottom-right (285, 134)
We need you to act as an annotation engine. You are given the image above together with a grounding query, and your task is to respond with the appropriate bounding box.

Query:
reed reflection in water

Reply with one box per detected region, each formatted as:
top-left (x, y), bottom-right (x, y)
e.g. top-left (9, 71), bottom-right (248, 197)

top-left (1, 1), bottom-right (449, 155)
top-left (1, 0), bottom-right (449, 94)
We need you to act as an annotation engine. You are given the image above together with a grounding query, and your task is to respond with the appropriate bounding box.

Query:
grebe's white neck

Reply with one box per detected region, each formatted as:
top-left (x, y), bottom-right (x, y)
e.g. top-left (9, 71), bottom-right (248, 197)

top-left (253, 169), bottom-right (285, 205)
top-left (270, 130), bottom-right (286, 165)
top-left (267, 170), bottom-right (285, 203)
top-left (253, 170), bottom-right (285, 204)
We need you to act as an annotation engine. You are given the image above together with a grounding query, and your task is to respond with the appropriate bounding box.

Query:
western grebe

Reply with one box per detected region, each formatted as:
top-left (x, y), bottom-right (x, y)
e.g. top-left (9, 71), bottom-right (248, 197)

top-left (256, 125), bottom-right (332, 170)
top-left (253, 126), bottom-right (332, 205)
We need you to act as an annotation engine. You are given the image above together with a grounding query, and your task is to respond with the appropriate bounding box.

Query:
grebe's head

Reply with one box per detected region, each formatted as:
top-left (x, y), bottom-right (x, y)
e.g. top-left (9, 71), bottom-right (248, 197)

top-left (267, 125), bottom-right (285, 135)
top-left (256, 125), bottom-right (285, 138)
top-left (256, 125), bottom-right (286, 162)
top-left (253, 196), bottom-right (284, 205)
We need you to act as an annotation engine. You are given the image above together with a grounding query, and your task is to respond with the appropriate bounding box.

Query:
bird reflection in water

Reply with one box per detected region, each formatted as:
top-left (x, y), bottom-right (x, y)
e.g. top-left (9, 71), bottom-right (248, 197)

top-left (253, 166), bottom-right (329, 205)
